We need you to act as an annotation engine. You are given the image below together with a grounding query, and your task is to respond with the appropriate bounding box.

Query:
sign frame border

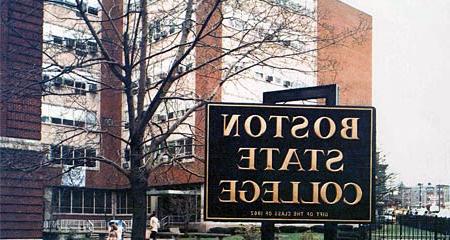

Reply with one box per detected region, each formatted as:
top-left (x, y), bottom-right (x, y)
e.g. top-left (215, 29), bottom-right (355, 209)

top-left (204, 102), bottom-right (376, 223)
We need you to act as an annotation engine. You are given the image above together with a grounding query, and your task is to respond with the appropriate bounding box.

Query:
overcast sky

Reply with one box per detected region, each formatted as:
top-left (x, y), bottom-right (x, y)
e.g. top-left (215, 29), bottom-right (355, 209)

top-left (340, 0), bottom-right (450, 186)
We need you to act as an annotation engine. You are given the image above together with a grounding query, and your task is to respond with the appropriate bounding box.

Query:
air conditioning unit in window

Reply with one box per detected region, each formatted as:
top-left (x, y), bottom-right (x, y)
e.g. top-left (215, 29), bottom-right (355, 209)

top-left (65, 38), bottom-right (75, 49)
top-left (157, 114), bottom-right (167, 122)
top-left (145, 77), bottom-right (152, 87)
top-left (122, 162), bottom-right (130, 169)
top-left (282, 40), bottom-right (291, 47)
top-left (176, 66), bottom-right (185, 74)
top-left (153, 33), bottom-right (161, 41)
top-left (283, 80), bottom-right (291, 88)
top-left (88, 83), bottom-right (97, 93)
top-left (158, 72), bottom-right (167, 80)
top-left (54, 77), bottom-right (63, 87)
top-left (265, 75), bottom-right (273, 82)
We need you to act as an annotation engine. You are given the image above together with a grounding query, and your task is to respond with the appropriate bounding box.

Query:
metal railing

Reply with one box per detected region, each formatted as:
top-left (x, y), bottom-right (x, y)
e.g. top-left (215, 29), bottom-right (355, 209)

top-left (43, 219), bottom-right (94, 232)
top-left (363, 215), bottom-right (450, 240)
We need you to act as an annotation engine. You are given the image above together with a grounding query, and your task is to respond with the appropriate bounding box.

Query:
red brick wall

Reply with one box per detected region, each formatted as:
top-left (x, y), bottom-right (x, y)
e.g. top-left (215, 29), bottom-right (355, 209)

top-left (317, 0), bottom-right (372, 105)
top-left (195, 0), bottom-right (223, 160)
top-left (0, 0), bottom-right (43, 140)
top-left (0, 148), bottom-right (47, 239)
top-left (94, 0), bottom-right (129, 188)
top-left (0, 1), bottom-right (45, 238)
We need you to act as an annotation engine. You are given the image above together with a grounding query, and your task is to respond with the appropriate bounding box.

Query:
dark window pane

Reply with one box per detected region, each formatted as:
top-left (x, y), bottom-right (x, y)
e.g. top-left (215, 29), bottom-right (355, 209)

top-left (53, 36), bottom-right (63, 45)
top-left (51, 117), bottom-right (62, 124)
top-left (65, 38), bottom-right (75, 49)
top-left (185, 138), bottom-right (193, 155)
top-left (126, 192), bottom-right (133, 214)
top-left (87, 6), bottom-right (98, 15)
top-left (60, 189), bottom-right (71, 213)
top-left (85, 149), bottom-right (96, 167)
top-left (124, 148), bottom-right (130, 162)
top-left (105, 191), bottom-right (112, 214)
top-left (72, 189), bottom-right (82, 213)
top-left (52, 188), bottom-right (60, 213)
top-left (74, 121), bottom-right (85, 127)
top-left (64, 78), bottom-right (74, 87)
top-left (75, 41), bottom-right (86, 50)
top-left (41, 116), bottom-right (50, 123)
top-left (168, 142), bottom-right (175, 155)
top-left (62, 146), bottom-right (74, 165)
top-left (74, 148), bottom-right (85, 166)
top-left (51, 145), bottom-right (61, 164)
top-left (84, 190), bottom-right (94, 213)
top-left (117, 191), bottom-right (126, 214)
top-left (62, 119), bottom-right (74, 126)
top-left (94, 191), bottom-right (105, 214)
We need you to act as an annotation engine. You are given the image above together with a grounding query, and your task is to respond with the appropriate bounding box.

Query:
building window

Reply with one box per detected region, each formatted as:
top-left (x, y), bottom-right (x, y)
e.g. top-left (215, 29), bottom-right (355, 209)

top-left (117, 191), bottom-right (133, 214)
top-left (52, 188), bottom-right (113, 214)
top-left (49, 145), bottom-right (98, 169)
top-left (53, 35), bottom-right (63, 45)
top-left (156, 137), bottom-right (193, 159)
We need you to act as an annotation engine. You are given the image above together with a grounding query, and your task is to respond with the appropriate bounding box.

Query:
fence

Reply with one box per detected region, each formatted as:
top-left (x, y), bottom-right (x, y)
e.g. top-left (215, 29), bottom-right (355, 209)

top-left (363, 215), bottom-right (450, 240)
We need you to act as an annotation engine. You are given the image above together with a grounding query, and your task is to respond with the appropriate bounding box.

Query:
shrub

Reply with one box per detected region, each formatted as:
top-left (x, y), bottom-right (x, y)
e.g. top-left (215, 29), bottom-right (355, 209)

top-left (278, 226), bottom-right (309, 233)
top-left (208, 227), bottom-right (234, 234)
top-left (310, 225), bottom-right (324, 233)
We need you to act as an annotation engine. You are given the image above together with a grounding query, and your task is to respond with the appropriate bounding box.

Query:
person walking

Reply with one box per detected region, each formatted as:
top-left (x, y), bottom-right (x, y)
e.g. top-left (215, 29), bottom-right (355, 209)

top-left (107, 222), bottom-right (119, 240)
top-left (149, 211), bottom-right (160, 240)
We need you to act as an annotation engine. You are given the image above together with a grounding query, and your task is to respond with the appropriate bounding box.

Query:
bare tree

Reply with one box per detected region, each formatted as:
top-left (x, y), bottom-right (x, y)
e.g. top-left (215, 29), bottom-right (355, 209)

top-left (1, 0), bottom-right (370, 239)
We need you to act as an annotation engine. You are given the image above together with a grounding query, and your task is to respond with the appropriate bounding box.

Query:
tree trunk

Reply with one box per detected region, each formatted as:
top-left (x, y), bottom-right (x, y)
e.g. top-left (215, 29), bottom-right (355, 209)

top-left (130, 176), bottom-right (149, 240)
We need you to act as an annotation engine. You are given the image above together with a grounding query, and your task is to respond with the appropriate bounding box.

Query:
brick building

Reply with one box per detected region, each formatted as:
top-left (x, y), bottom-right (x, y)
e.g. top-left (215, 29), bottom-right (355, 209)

top-left (0, 0), bottom-right (371, 238)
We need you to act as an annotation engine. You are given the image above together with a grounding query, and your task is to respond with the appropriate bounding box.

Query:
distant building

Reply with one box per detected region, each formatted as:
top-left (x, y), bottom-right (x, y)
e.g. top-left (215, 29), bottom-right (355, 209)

top-left (399, 183), bottom-right (450, 209)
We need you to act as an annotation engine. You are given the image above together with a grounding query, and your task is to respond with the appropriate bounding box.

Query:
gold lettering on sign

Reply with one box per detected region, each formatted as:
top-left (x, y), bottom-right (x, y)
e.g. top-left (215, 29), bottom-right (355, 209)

top-left (237, 148), bottom-right (257, 170)
top-left (320, 182), bottom-right (342, 204)
top-left (218, 180), bottom-right (238, 203)
top-left (343, 182), bottom-right (363, 205)
top-left (280, 182), bottom-right (300, 204)
top-left (269, 115), bottom-right (290, 138)
top-left (326, 149), bottom-right (344, 172)
top-left (279, 149), bottom-right (305, 171)
top-left (301, 182), bottom-right (320, 204)
top-left (304, 149), bottom-right (325, 171)
top-left (239, 180), bottom-right (261, 203)
top-left (291, 116), bottom-right (309, 139)
top-left (341, 118), bottom-right (360, 140)
top-left (244, 115), bottom-right (267, 137)
top-left (314, 116), bottom-right (336, 139)
top-left (260, 148), bottom-right (280, 170)
top-left (222, 114), bottom-right (240, 137)
top-left (262, 181), bottom-right (281, 203)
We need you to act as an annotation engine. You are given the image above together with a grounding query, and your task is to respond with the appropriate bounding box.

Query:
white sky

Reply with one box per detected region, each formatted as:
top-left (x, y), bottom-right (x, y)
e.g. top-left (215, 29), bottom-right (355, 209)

top-left (340, 0), bottom-right (450, 186)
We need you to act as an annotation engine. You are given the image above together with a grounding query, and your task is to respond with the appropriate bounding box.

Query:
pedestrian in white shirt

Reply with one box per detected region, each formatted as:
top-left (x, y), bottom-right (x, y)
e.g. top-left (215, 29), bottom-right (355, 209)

top-left (149, 211), bottom-right (160, 240)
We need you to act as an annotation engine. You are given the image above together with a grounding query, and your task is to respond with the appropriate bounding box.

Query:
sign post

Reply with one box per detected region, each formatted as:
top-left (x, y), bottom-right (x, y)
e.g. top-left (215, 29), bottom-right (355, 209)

top-left (262, 85), bottom-right (339, 240)
top-left (204, 85), bottom-right (375, 240)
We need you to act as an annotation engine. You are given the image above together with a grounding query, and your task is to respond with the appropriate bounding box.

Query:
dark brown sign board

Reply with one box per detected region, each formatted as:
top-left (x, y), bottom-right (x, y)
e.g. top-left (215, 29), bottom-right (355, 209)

top-left (205, 103), bottom-right (375, 223)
